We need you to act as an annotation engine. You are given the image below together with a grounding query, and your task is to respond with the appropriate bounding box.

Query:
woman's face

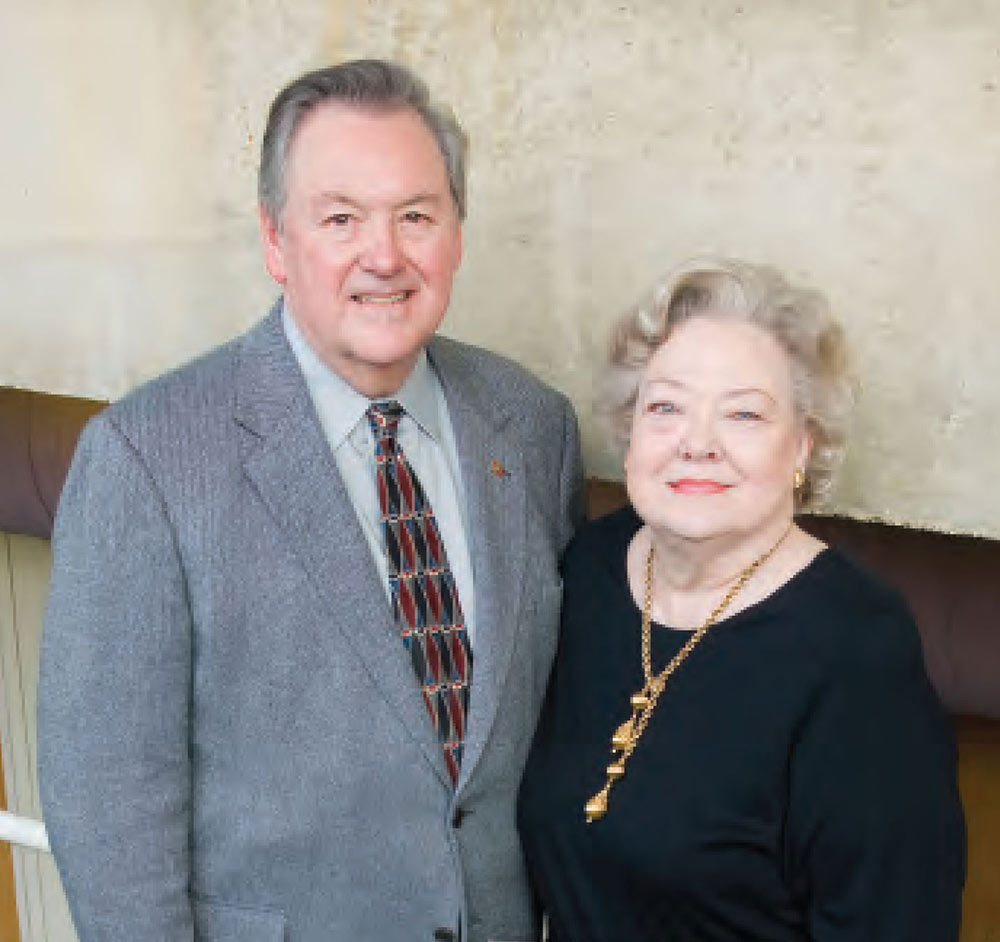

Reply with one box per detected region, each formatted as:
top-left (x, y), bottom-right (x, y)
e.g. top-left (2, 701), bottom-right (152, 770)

top-left (625, 315), bottom-right (811, 546)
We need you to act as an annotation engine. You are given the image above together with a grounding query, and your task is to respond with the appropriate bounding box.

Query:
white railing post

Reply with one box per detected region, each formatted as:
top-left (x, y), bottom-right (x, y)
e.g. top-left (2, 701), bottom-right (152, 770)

top-left (0, 810), bottom-right (50, 853)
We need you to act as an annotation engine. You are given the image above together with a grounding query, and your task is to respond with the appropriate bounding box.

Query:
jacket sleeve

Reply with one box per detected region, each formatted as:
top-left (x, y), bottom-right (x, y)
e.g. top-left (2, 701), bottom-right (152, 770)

top-left (37, 413), bottom-right (195, 942)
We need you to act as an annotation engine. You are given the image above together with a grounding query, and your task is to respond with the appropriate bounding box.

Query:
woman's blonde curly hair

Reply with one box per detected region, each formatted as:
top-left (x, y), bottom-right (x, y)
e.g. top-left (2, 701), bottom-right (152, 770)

top-left (603, 257), bottom-right (854, 509)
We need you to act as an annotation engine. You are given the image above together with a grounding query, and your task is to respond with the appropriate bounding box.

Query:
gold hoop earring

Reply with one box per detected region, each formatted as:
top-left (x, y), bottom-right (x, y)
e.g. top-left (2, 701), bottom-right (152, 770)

top-left (793, 468), bottom-right (806, 490)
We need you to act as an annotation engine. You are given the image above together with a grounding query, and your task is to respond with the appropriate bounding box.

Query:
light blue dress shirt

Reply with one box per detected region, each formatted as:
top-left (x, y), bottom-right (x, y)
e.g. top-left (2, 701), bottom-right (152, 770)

top-left (282, 304), bottom-right (477, 644)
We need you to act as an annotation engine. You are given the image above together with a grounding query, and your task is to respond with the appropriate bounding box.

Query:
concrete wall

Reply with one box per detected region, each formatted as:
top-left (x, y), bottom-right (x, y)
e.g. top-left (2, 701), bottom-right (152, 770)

top-left (2, 0), bottom-right (998, 537)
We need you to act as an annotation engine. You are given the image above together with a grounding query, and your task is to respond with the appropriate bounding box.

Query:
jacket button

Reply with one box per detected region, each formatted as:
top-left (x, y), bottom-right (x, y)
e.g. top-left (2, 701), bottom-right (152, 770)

top-left (451, 807), bottom-right (465, 828)
top-left (433, 929), bottom-right (456, 941)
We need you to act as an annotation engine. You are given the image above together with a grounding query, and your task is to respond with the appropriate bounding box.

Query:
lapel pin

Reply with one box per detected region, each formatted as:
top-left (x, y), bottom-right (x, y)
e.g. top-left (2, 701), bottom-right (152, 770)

top-left (489, 459), bottom-right (510, 479)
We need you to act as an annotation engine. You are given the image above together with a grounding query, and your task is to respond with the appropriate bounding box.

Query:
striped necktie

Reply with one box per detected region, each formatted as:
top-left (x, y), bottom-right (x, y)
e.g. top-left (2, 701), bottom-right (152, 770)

top-left (367, 400), bottom-right (472, 785)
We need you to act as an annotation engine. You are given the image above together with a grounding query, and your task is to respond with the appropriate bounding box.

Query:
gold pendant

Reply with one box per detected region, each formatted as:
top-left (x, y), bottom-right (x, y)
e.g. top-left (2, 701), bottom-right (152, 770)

top-left (630, 692), bottom-right (650, 711)
top-left (611, 718), bottom-right (633, 751)
top-left (585, 789), bottom-right (608, 823)
top-left (581, 535), bottom-right (787, 832)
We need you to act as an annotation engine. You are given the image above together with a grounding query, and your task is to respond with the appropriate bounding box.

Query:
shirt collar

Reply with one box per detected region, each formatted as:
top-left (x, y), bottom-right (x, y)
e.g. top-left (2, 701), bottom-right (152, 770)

top-left (281, 301), bottom-right (442, 447)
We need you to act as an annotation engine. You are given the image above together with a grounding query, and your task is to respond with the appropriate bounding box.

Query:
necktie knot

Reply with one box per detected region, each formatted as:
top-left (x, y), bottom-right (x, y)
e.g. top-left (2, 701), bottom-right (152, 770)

top-left (367, 400), bottom-right (405, 447)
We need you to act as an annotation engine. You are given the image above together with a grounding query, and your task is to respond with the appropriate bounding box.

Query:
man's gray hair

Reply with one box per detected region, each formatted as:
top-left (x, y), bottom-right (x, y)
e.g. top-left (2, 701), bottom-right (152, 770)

top-left (258, 59), bottom-right (468, 226)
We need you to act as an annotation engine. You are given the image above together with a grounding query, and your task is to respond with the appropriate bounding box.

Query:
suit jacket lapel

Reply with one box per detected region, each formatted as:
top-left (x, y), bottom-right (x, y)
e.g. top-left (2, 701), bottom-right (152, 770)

top-left (428, 339), bottom-right (529, 788)
top-left (234, 308), bottom-right (451, 785)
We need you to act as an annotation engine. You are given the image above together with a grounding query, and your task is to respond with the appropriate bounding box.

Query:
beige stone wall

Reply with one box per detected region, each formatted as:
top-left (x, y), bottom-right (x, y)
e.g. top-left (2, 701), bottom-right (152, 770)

top-left (1, 0), bottom-right (998, 537)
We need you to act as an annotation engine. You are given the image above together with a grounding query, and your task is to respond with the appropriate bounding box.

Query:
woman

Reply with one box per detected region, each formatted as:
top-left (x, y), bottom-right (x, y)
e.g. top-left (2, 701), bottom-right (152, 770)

top-left (518, 258), bottom-right (965, 940)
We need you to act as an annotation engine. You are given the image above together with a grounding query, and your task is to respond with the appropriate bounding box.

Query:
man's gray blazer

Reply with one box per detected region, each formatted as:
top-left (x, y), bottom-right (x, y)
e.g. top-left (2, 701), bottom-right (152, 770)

top-left (38, 307), bottom-right (584, 942)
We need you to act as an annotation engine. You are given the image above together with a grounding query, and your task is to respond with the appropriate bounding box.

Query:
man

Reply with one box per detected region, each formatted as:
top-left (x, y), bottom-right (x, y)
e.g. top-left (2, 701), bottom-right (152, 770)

top-left (38, 59), bottom-right (583, 942)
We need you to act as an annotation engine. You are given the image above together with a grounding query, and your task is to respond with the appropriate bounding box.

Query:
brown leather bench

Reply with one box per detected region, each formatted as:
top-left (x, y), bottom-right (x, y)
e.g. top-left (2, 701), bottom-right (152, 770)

top-left (0, 388), bottom-right (106, 540)
top-left (3, 387), bottom-right (1000, 939)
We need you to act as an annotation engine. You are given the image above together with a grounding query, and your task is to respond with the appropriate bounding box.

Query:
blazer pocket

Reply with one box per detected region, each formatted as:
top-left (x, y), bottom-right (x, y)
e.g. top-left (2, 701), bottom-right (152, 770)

top-left (194, 896), bottom-right (286, 941)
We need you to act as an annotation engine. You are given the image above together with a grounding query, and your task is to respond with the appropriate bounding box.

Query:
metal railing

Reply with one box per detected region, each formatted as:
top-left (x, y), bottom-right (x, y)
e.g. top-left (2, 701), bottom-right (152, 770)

top-left (0, 810), bottom-right (50, 853)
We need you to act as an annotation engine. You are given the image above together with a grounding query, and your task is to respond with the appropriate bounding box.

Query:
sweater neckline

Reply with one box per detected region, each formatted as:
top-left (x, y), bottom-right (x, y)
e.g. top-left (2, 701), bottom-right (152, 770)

top-left (611, 506), bottom-right (835, 633)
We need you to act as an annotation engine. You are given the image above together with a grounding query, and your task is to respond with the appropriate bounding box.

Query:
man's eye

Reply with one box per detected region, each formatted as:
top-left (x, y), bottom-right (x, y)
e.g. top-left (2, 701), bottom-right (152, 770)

top-left (324, 213), bottom-right (352, 225)
top-left (402, 210), bottom-right (431, 224)
top-left (648, 401), bottom-right (678, 415)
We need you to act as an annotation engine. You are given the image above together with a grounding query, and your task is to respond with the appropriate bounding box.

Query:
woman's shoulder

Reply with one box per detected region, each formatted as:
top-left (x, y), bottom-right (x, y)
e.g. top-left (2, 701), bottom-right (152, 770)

top-left (806, 545), bottom-right (906, 611)
top-left (792, 546), bottom-right (925, 673)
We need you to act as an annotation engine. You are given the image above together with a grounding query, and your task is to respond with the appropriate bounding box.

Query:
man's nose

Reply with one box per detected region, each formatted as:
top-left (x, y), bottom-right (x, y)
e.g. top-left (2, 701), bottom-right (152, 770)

top-left (359, 219), bottom-right (404, 275)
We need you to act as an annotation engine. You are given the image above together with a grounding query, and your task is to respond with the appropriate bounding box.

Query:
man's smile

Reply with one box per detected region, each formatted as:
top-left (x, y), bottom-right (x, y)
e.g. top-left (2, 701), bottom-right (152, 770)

top-left (350, 290), bottom-right (414, 304)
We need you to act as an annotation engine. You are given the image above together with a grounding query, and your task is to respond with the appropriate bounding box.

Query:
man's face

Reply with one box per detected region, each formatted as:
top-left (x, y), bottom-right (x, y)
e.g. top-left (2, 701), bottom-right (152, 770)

top-left (260, 102), bottom-right (463, 397)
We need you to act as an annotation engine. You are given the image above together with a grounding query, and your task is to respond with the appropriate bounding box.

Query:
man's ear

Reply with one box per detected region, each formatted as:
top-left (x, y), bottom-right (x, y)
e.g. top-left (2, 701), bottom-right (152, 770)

top-left (259, 204), bottom-right (287, 285)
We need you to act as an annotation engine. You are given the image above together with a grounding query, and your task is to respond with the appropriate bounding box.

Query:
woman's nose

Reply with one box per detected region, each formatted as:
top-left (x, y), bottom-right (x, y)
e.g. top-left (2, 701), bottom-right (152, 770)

top-left (678, 415), bottom-right (719, 460)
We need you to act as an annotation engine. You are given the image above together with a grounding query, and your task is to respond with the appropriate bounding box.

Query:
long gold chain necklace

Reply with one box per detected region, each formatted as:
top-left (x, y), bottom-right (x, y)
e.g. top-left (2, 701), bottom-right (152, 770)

top-left (584, 526), bottom-right (792, 824)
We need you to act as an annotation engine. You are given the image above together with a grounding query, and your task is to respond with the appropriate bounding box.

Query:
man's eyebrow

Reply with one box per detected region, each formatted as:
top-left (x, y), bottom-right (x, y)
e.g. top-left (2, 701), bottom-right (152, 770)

top-left (310, 191), bottom-right (448, 208)
top-left (311, 191), bottom-right (361, 209)
top-left (397, 192), bottom-right (450, 210)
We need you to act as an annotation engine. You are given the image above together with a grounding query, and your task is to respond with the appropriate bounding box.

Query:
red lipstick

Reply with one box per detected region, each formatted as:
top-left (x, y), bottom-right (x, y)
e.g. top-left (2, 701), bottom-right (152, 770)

top-left (668, 479), bottom-right (731, 495)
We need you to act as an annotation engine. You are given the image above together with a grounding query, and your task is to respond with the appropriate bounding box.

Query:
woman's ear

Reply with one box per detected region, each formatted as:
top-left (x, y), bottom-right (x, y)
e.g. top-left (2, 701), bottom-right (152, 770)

top-left (795, 427), bottom-right (814, 474)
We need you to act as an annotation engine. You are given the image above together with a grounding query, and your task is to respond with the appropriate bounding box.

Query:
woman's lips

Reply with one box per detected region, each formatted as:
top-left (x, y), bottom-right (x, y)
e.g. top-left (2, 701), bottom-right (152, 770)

top-left (668, 479), bottom-right (732, 495)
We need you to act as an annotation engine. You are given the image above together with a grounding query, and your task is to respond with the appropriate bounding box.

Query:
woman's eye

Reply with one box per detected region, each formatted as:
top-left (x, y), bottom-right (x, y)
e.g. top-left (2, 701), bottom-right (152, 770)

top-left (729, 410), bottom-right (763, 421)
top-left (324, 213), bottom-right (352, 226)
top-left (648, 401), bottom-right (678, 415)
